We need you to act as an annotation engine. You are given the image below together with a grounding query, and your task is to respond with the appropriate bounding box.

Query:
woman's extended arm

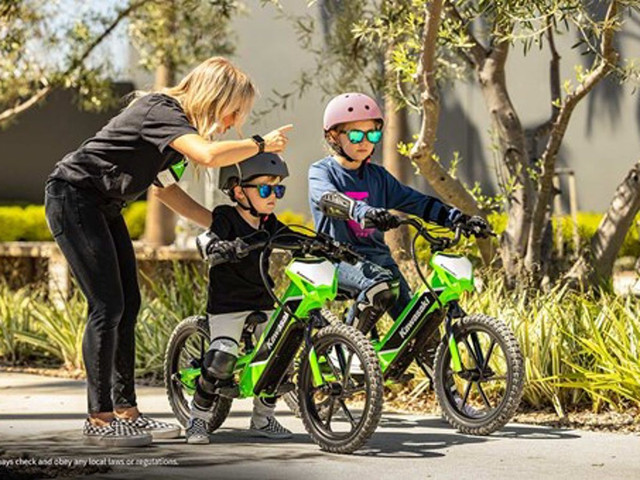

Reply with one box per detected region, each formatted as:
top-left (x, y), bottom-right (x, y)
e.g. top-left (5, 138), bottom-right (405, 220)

top-left (152, 184), bottom-right (212, 229)
top-left (170, 124), bottom-right (293, 168)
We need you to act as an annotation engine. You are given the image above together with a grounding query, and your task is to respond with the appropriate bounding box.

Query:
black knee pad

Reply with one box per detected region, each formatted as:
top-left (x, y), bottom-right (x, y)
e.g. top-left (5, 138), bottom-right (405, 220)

top-left (354, 280), bottom-right (399, 333)
top-left (202, 337), bottom-right (238, 381)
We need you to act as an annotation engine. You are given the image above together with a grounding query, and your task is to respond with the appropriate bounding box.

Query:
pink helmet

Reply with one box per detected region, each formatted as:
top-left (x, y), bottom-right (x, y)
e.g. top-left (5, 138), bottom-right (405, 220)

top-left (323, 93), bottom-right (384, 131)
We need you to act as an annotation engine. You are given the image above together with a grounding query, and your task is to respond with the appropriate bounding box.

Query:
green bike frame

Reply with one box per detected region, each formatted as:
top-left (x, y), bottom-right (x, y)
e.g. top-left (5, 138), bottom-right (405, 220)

top-left (177, 256), bottom-right (338, 400)
top-left (375, 252), bottom-right (475, 378)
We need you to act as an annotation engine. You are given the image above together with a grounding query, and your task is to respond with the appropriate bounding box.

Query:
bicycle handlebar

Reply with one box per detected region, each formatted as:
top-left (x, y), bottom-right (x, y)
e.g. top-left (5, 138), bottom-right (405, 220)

top-left (365, 215), bottom-right (495, 251)
top-left (206, 230), bottom-right (363, 267)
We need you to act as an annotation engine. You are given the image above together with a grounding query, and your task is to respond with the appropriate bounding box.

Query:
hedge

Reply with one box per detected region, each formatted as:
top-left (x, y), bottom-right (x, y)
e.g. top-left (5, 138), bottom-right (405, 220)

top-left (1, 204), bottom-right (639, 259)
top-left (0, 202), bottom-right (147, 241)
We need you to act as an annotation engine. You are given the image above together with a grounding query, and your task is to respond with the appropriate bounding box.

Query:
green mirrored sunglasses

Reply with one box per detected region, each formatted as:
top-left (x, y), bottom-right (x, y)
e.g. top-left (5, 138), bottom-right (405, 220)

top-left (340, 129), bottom-right (383, 145)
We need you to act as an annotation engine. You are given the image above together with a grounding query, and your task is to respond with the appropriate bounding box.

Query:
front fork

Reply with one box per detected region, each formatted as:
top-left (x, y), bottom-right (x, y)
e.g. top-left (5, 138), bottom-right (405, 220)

top-left (445, 301), bottom-right (465, 373)
top-left (445, 301), bottom-right (485, 373)
top-left (305, 322), bottom-right (326, 387)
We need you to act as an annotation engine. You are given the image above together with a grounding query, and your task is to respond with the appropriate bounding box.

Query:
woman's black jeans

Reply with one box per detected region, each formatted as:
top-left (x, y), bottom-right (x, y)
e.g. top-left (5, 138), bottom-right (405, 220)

top-left (44, 178), bottom-right (141, 414)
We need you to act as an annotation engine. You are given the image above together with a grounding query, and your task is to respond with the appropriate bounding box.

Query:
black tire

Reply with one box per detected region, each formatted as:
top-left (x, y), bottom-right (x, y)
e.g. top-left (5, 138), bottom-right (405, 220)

top-left (433, 314), bottom-right (524, 435)
top-left (298, 322), bottom-right (383, 454)
top-left (164, 315), bottom-right (233, 432)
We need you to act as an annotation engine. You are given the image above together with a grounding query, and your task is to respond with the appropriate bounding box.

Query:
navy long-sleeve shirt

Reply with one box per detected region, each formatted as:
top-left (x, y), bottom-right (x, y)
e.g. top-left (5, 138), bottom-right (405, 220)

top-left (308, 156), bottom-right (453, 258)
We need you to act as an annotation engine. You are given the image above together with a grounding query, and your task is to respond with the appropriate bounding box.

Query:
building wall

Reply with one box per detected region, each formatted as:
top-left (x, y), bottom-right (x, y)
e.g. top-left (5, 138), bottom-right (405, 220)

top-left (0, 84), bottom-right (134, 204)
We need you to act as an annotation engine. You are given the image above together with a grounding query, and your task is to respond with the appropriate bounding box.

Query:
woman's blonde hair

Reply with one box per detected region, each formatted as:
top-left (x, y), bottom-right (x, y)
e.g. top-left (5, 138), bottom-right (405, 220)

top-left (130, 56), bottom-right (257, 140)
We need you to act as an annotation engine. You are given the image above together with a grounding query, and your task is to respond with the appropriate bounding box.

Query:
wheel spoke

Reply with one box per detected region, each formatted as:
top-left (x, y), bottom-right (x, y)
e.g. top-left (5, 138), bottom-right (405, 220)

top-left (482, 339), bottom-right (497, 371)
top-left (324, 346), bottom-right (344, 384)
top-left (460, 380), bottom-right (473, 409)
top-left (462, 336), bottom-right (482, 369)
top-left (338, 400), bottom-right (358, 428)
top-left (476, 382), bottom-right (493, 410)
top-left (470, 332), bottom-right (485, 367)
top-left (342, 351), bottom-right (355, 389)
top-left (484, 375), bottom-right (507, 382)
top-left (324, 398), bottom-right (337, 430)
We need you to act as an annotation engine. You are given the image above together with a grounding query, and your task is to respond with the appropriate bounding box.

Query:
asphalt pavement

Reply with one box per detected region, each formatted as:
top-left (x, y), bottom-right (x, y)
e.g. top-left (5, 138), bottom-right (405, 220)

top-left (0, 372), bottom-right (638, 479)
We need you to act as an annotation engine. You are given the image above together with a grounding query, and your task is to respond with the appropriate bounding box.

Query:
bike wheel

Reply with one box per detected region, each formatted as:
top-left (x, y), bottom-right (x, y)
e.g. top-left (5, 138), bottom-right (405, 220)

top-left (164, 315), bottom-right (232, 432)
top-left (298, 323), bottom-right (383, 454)
top-left (282, 308), bottom-right (339, 418)
top-left (433, 314), bottom-right (524, 435)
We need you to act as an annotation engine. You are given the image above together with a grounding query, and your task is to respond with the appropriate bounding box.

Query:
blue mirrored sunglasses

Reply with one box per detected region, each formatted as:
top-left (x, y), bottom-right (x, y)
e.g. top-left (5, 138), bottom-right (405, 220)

top-left (242, 184), bottom-right (286, 199)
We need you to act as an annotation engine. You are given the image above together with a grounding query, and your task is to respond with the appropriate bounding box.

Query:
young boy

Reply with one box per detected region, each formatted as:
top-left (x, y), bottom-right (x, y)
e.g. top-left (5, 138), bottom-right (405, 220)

top-left (308, 92), bottom-right (487, 334)
top-left (186, 152), bottom-right (293, 444)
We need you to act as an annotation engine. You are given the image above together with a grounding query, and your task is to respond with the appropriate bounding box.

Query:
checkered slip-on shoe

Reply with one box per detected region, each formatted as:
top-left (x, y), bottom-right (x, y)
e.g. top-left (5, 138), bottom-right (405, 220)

top-left (114, 413), bottom-right (181, 439)
top-left (82, 418), bottom-right (152, 447)
top-left (249, 416), bottom-right (293, 440)
top-left (185, 417), bottom-right (210, 444)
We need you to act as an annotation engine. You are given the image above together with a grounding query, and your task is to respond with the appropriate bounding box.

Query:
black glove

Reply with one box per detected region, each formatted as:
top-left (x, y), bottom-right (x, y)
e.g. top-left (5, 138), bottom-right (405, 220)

top-left (196, 230), bottom-right (249, 264)
top-left (208, 238), bottom-right (250, 264)
top-left (363, 208), bottom-right (400, 232)
top-left (453, 214), bottom-right (491, 237)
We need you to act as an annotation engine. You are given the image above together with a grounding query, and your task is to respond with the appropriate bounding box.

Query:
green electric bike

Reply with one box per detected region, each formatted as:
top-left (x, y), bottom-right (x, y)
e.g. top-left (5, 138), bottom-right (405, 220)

top-left (284, 194), bottom-right (524, 435)
top-left (164, 229), bottom-right (384, 454)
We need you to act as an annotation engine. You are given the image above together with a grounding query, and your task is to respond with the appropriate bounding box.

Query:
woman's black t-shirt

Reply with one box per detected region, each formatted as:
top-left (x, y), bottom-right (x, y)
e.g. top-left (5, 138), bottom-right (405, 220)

top-left (207, 205), bottom-right (289, 315)
top-left (49, 93), bottom-right (198, 201)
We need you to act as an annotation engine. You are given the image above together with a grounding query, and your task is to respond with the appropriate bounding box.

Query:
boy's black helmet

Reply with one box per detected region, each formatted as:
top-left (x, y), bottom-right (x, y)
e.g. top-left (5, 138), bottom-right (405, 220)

top-left (219, 152), bottom-right (289, 195)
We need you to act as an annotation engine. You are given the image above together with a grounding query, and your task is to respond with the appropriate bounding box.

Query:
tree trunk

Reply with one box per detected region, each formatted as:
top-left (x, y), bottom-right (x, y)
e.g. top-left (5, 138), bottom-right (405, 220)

top-left (525, 1), bottom-right (619, 276)
top-left (143, 62), bottom-right (177, 246)
top-left (475, 45), bottom-right (534, 284)
top-left (383, 93), bottom-right (411, 260)
top-left (409, 0), bottom-right (495, 265)
top-left (567, 161), bottom-right (640, 287)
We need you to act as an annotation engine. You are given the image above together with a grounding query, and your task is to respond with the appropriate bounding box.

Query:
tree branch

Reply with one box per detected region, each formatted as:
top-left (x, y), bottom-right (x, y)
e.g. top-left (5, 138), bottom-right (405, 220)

top-left (531, 19), bottom-right (564, 139)
top-left (0, 0), bottom-right (156, 125)
top-left (0, 87), bottom-right (51, 124)
top-left (411, 0), bottom-right (495, 264)
top-left (444, 0), bottom-right (488, 68)
top-left (526, 0), bottom-right (619, 271)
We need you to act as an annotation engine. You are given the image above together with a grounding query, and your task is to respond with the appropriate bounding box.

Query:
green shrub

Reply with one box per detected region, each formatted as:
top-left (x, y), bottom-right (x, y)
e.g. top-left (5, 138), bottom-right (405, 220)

top-left (0, 283), bottom-right (39, 364)
top-left (278, 209), bottom-right (315, 233)
top-left (2, 259), bottom-right (640, 414)
top-left (402, 266), bottom-right (640, 415)
top-left (123, 201), bottom-right (147, 240)
top-left (0, 202), bottom-right (147, 241)
top-left (136, 262), bottom-right (208, 379)
top-left (16, 288), bottom-right (88, 372)
top-left (0, 206), bottom-right (34, 241)
top-left (0, 262), bottom-right (207, 376)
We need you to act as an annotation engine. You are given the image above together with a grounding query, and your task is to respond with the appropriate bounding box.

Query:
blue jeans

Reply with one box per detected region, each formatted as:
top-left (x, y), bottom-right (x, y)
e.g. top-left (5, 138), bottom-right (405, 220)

top-left (337, 254), bottom-right (412, 323)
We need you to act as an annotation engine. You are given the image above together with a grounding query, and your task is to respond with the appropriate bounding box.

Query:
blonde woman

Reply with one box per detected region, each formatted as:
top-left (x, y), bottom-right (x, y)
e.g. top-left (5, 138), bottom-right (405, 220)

top-left (44, 57), bottom-right (292, 447)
